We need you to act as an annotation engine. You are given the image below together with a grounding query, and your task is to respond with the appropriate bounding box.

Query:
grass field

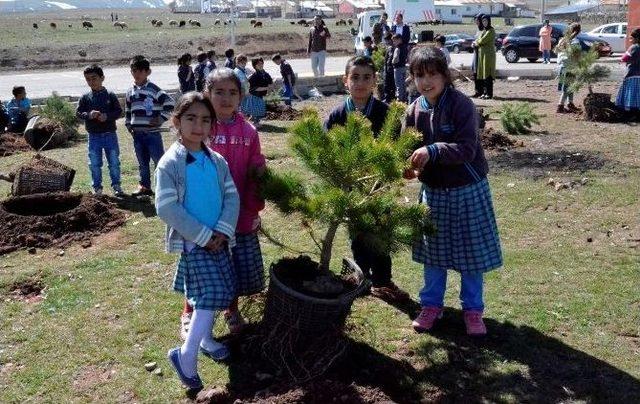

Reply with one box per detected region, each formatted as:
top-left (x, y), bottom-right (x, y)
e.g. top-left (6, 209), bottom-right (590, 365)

top-left (0, 80), bottom-right (639, 402)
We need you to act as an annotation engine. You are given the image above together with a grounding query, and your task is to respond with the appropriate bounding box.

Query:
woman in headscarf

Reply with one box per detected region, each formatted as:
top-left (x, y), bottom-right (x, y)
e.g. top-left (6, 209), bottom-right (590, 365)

top-left (473, 15), bottom-right (496, 99)
top-left (471, 14), bottom-right (485, 98)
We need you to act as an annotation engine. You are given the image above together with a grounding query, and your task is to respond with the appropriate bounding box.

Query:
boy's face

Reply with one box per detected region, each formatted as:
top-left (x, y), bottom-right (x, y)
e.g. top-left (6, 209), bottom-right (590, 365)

top-left (15, 91), bottom-right (26, 100)
top-left (273, 58), bottom-right (282, 65)
top-left (364, 41), bottom-right (372, 48)
top-left (392, 37), bottom-right (401, 46)
top-left (84, 73), bottom-right (104, 91)
top-left (344, 64), bottom-right (375, 101)
top-left (254, 61), bottom-right (264, 70)
top-left (131, 68), bottom-right (151, 86)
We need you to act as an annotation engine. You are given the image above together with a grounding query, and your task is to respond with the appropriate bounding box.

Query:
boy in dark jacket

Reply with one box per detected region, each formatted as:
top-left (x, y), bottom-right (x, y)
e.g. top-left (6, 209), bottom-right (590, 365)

top-left (383, 33), bottom-right (396, 103)
top-left (76, 64), bottom-right (124, 195)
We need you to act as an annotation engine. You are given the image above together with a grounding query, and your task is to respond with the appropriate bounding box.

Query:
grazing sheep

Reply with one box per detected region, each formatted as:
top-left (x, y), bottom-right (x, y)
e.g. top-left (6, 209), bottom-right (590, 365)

top-left (253, 21), bottom-right (262, 28)
top-left (189, 20), bottom-right (201, 27)
top-left (113, 21), bottom-right (128, 29)
top-left (290, 21), bottom-right (295, 25)
top-left (250, 19), bottom-right (256, 25)
top-left (68, 24), bottom-right (72, 28)
top-left (169, 20), bottom-right (178, 26)
top-left (50, 22), bottom-right (57, 29)
top-left (297, 19), bottom-right (306, 25)
top-left (154, 20), bottom-right (163, 27)
top-left (214, 19), bottom-right (220, 25)
top-left (33, 23), bottom-right (38, 29)
top-left (82, 21), bottom-right (93, 29)
top-left (347, 18), bottom-right (353, 25)
top-left (151, 19), bottom-right (158, 25)
top-left (179, 20), bottom-right (186, 27)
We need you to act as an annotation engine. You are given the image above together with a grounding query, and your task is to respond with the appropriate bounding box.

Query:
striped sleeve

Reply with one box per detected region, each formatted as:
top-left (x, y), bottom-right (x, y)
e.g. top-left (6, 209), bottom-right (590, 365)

top-left (157, 89), bottom-right (175, 121)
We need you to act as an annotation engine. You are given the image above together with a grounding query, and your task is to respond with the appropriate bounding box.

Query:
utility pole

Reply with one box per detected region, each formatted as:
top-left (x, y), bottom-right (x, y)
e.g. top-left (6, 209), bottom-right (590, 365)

top-left (540, 0), bottom-right (545, 22)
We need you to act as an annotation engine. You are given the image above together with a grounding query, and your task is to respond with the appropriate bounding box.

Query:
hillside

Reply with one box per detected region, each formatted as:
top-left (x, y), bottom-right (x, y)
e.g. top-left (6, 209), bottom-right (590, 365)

top-left (0, 0), bottom-right (168, 13)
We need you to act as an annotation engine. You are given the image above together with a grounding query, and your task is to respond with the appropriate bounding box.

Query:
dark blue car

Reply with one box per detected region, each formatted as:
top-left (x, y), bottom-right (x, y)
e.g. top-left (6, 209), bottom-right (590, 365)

top-left (444, 33), bottom-right (475, 54)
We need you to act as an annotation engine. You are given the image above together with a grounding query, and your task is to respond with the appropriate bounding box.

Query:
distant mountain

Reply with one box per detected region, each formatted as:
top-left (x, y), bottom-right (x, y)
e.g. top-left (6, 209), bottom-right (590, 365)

top-left (0, 0), bottom-right (170, 13)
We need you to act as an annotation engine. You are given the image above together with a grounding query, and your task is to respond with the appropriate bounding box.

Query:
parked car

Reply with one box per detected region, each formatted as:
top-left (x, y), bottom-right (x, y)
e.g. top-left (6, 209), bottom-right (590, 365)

top-left (501, 23), bottom-right (612, 63)
top-left (588, 22), bottom-right (627, 53)
top-left (443, 33), bottom-right (475, 53)
top-left (495, 32), bottom-right (508, 50)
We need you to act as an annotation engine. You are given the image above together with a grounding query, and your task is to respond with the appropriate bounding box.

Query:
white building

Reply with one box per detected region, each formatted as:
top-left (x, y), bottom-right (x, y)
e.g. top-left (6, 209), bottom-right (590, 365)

top-left (457, 0), bottom-right (505, 17)
top-left (434, 0), bottom-right (464, 23)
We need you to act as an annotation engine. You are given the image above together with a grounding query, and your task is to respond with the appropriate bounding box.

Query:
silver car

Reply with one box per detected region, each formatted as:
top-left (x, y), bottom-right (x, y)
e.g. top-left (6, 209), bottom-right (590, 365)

top-left (588, 22), bottom-right (627, 54)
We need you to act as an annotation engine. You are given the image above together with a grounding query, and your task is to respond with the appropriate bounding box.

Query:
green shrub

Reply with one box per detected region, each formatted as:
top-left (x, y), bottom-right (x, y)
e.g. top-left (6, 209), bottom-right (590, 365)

top-left (39, 92), bottom-right (78, 130)
top-left (499, 102), bottom-right (541, 135)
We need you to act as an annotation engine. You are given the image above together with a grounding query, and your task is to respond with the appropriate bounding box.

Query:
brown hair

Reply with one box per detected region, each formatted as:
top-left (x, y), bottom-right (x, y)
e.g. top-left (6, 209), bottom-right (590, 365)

top-left (568, 23), bottom-right (581, 38)
top-left (631, 28), bottom-right (640, 44)
top-left (408, 46), bottom-right (453, 87)
top-left (235, 54), bottom-right (248, 64)
top-left (172, 92), bottom-right (215, 125)
top-left (205, 67), bottom-right (243, 95)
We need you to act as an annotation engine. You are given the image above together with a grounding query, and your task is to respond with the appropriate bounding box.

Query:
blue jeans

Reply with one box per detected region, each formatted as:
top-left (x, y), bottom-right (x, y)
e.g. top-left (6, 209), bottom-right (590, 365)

top-left (282, 84), bottom-right (293, 106)
top-left (542, 49), bottom-right (551, 63)
top-left (132, 131), bottom-right (164, 189)
top-left (394, 66), bottom-right (407, 102)
top-left (419, 267), bottom-right (484, 311)
top-left (88, 132), bottom-right (121, 191)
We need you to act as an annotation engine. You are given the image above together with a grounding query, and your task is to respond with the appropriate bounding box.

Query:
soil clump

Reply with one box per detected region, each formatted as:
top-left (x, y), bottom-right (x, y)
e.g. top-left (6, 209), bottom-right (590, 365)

top-left (0, 192), bottom-right (125, 255)
top-left (264, 104), bottom-right (304, 121)
top-left (481, 128), bottom-right (522, 150)
top-left (0, 132), bottom-right (32, 157)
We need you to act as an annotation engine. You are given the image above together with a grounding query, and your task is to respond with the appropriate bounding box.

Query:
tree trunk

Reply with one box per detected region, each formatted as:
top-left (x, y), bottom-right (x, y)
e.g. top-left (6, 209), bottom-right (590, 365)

top-left (319, 221), bottom-right (340, 271)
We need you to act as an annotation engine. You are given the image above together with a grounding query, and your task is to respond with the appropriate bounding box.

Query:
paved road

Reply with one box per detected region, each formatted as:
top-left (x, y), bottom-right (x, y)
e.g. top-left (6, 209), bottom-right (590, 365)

top-left (0, 53), bottom-right (624, 100)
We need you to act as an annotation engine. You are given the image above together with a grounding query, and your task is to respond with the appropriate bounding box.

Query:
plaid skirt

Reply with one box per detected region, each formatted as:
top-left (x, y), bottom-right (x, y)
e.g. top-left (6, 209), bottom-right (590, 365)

top-left (240, 95), bottom-right (266, 119)
top-left (615, 76), bottom-right (640, 110)
top-left (412, 178), bottom-right (503, 274)
top-left (232, 232), bottom-right (265, 296)
top-left (172, 246), bottom-right (236, 311)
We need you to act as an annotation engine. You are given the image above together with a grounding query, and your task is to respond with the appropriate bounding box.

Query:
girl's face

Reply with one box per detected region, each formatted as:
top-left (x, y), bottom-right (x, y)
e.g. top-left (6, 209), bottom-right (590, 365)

top-left (482, 18), bottom-right (489, 28)
top-left (207, 78), bottom-right (241, 121)
top-left (414, 68), bottom-right (447, 103)
top-left (173, 102), bottom-right (213, 151)
top-left (344, 65), bottom-right (375, 101)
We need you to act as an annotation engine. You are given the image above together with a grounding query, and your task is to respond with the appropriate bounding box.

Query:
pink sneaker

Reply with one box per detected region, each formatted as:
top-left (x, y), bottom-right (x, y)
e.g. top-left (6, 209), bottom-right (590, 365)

top-left (412, 306), bottom-right (443, 333)
top-left (463, 310), bottom-right (487, 336)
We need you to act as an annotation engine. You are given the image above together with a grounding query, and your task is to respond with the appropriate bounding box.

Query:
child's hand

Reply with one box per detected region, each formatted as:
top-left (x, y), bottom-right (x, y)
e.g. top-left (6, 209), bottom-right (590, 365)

top-left (97, 113), bottom-right (107, 122)
top-left (89, 110), bottom-right (101, 119)
top-left (205, 232), bottom-right (227, 252)
top-left (410, 147), bottom-right (430, 170)
top-left (403, 168), bottom-right (418, 180)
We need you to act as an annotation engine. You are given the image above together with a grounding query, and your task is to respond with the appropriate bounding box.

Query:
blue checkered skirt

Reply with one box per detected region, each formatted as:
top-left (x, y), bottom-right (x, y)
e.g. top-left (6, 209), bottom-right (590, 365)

top-left (173, 246), bottom-right (236, 311)
top-left (615, 76), bottom-right (640, 111)
top-left (240, 95), bottom-right (266, 119)
top-left (412, 178), bottom-right (503, 274)
top-left (232, 232), bottom-right (265, 296)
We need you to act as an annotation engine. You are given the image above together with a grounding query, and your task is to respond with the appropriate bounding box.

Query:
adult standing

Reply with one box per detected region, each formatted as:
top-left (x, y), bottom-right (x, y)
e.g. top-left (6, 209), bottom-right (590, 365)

top-left (471, 14), bottom-right (484, 98)
top-left (473, 15), bottom-right (496, 99)
top-left (616, 28), bottom-right (640, 120)
top-left (308, 15), bottom-right (331, 77)
top-left (539, 20), bottom-right (553, 64)
top-left (372, 12), bottom-right (390, 46)
top-left (391, 13), bottom-right (411, 47)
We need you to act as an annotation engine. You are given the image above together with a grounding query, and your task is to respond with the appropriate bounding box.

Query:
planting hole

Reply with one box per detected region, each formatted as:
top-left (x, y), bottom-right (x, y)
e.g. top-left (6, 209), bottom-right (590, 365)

top-left (2, 193), bottom-right (82, 216)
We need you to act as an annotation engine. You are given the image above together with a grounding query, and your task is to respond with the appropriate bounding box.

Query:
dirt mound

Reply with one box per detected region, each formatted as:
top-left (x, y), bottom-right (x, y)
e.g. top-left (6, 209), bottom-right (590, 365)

top-left (0, 132), bottom-right (32, 157)
top-left (24, 117), bottom-right (73, 150)
top-left (0, 192), bottom-right (125, 255)
top-left (481, 128), bottom-right (522, 150)
top-left (241, 380), bottom-right (392, 403)
top-left (8, 278), bottom-right (45, 303)
top-left (264, 104), bottom-right (303, 121)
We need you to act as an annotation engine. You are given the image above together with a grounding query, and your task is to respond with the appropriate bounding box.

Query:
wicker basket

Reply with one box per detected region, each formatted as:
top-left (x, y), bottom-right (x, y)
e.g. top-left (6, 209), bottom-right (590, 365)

top-left (262, 257), bottom-right (370, 336)
top-left (11, 154), bottom-right (76, 196)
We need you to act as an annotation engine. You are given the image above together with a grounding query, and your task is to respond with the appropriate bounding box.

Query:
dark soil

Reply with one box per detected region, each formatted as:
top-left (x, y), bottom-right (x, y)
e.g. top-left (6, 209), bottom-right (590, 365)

top-left (24, 118), bottom-right (72, 151)
top-left (7, 278), bottom-right (45, 303)
top-left (481, 127), bottom-right (522, 150)
top-left (271, 255), bottom-right (356, 299)
top-left (0, 132), bottom-right (32, 157)
top-left (0, 192), bottom-right (125, 255)
top-left (264, 104), bottom-right (304, 122)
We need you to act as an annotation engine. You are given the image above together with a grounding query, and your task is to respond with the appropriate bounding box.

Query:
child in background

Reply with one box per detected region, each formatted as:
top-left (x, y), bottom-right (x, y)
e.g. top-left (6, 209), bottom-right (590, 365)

top-left (392, 33), bottom-right (408, 102)
top-left (205, 50), bottom-right (217, 76)
top-left (125, 55), bottom-right (175, 196)
top-left (177, 53), bottom-right (195, 94)
top-left (193, 52), bottom-right (208, 92)
top-left (616, 28), bottom-right (640, 121)
top-left (156, 92), bottom-right (240, 390)
top-left (383, 32), bottom-right (396, 103)
top-left (0, 102), bottom-right (8, 133)
top-left (76, 64), bottom-right (124, 196)
top-left (247, 57), bottom-right (273, 126)
top-left (5, 86), bottom-right (31, 133)
top-left (224, 48), bottom-right (235, 69)
top-left (362, 36), bottom-right (375, 57)
top-left (403, 47), bottom-right (502, 336)
top-left (324, 56), bottom-right (409, 302)
top-left (434, 35), bottom-right (451, 66)
top-left (555, 23), bottom-right (584, 113)
top-left (272, 53), bottom-right (297, 106)
top-left (233, 54), bottom-right (252, 118)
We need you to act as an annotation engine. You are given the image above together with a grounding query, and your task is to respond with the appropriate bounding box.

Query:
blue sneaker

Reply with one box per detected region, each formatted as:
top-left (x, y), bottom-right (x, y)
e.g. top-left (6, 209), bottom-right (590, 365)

top-left (199, 344), bottom-right (230, 361)
top-left (167, 347), bottom-right (203, 390)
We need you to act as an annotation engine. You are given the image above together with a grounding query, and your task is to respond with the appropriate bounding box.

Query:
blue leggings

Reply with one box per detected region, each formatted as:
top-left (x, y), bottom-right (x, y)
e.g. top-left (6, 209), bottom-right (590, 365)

top-left (419, 267), bottom-right (484, 311)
